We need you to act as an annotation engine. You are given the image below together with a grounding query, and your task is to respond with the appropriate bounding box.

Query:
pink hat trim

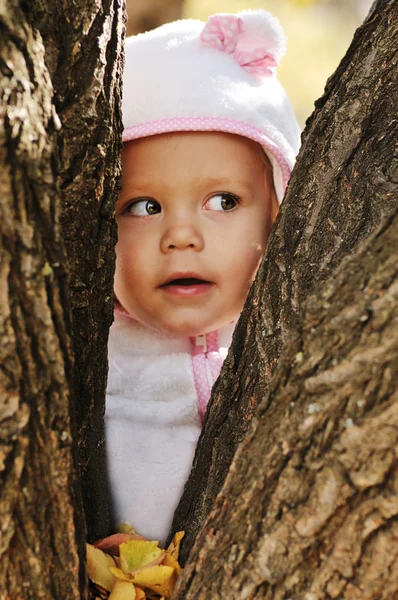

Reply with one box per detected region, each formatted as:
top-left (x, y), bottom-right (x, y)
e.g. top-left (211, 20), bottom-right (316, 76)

top-left (122, 117), bottom-right (291, 194)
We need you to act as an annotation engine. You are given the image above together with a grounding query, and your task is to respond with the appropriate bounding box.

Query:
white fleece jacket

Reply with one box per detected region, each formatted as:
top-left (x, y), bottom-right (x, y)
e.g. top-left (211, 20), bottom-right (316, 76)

top-left (105, 311), bottom-right (234, 544)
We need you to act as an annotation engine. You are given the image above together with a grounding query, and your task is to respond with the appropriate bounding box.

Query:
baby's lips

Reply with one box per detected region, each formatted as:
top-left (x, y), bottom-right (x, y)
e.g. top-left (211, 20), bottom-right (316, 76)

top-left (159, 271), bottom-right (212, 287)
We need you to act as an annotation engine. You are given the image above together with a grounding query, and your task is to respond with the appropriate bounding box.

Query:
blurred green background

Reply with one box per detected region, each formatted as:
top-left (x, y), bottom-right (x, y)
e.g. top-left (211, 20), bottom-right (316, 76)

top-left (126, 0), bottom-right (373, 127)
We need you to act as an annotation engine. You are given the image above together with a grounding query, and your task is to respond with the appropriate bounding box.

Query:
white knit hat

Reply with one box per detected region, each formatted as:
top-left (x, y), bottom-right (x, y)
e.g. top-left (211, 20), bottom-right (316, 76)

top-left (122, 10), bottom-right (301, 202)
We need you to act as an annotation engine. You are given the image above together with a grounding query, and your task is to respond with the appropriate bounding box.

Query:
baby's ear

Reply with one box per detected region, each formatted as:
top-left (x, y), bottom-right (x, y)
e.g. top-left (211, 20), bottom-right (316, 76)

top-left (236, 9), bottom-right (286, 66)
top-left (270, 189), bottom-right (280, 225)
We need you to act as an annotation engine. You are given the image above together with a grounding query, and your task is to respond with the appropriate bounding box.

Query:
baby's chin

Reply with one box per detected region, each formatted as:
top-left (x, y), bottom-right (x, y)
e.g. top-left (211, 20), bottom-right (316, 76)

top-left (152, 321), bottom-right (212, 338)
top-left (152, 313), bottom-right (239, 338)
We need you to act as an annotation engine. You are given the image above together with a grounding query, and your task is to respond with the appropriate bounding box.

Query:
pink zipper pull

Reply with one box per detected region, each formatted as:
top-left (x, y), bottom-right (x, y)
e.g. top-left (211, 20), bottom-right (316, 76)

top-left (195, 334), bottom-right (207, 353)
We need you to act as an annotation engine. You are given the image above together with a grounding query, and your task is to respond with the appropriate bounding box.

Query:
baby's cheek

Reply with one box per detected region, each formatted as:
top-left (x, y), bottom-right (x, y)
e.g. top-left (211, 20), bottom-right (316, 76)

top-left (113, 254), bottom-right (137, 299)
top-left (243, 238), bottom-right (266, 276)
top-left (237, 248), bottom-right (264, 302)
top-left (226, 261), bottom-right (257, 312)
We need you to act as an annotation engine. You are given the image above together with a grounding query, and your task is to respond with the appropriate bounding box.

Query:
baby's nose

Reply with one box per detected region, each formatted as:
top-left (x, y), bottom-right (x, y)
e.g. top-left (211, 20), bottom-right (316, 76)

top-left (160, 223), bottom-right (204, 253)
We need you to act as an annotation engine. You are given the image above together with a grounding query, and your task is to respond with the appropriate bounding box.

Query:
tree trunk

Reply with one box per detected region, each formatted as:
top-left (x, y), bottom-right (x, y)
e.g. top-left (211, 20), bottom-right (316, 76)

top-left (33, 0), bottom-right (125, 541)
top-left (2, 0), bottom-right (397, 597)
top-left (0, 5), bottom-right (84, 598)
top-left (174, 203), bottom-right (398, 600)
top-left (0, 0), bottom-right (124, 597)
top-left (171, 0), bottom-right (398, 563)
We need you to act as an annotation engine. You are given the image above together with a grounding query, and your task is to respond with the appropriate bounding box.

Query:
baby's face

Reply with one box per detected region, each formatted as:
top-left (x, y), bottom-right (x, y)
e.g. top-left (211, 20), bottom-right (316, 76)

top-left (115, 132), bottom-right (277, 337)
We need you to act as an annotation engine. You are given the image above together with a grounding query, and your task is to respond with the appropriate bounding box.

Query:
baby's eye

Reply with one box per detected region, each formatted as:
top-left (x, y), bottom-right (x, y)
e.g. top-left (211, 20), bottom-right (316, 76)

top-left (205, 193), bottom-right (240, 211)
top-left (127, 199), bottom-right (161, 216)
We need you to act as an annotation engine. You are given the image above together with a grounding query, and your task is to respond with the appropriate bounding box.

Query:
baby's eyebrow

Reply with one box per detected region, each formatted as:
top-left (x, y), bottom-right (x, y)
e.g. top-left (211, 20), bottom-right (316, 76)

top-left (199, 176), bottom-right (254, 193)
top-left (119, 182), bottom-right (153, 195)
top-left (120, 177), bottom-right (255, 196)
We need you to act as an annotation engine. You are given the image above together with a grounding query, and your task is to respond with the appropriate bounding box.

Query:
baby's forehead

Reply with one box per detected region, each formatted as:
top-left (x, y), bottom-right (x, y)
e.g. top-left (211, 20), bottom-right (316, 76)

top-left (120, 133), bottom-right (271, 202)
top-left (122, 131), bottom-right (266, 171)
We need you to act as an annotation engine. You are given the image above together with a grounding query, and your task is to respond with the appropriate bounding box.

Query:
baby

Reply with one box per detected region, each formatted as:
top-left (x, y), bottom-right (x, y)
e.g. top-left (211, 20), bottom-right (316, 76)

top-left (105, 10), bottom-right (300, 545)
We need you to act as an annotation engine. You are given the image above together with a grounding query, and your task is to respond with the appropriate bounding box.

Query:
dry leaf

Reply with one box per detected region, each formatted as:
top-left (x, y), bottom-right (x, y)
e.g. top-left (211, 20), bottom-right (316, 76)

top-left (120, 540), bottom-right (164, 575)
top-left (86, 544), bottom-right (117, 592)
top-left (108, 580), bottom-right (137, 599)
top-left (118, 524), bottom-right (137, 534)
top-left (95, 533), bottom-right (146, 555)
top-left (109, 566), bottom-right (134, 582)
top-left (89, 579), bottom-right (109, 600)
top-left (166, 531), bottom-right (184, 560)
top-left (87, 528), bottom-right (185, 599)
top-left (132, 565), bottom-right (177, 599)
top-left (162, 552), bottom-right (182, 576)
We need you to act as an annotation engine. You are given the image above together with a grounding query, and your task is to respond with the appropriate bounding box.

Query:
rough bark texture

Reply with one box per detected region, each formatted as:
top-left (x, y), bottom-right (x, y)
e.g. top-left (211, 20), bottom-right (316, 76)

top-left (174, 204), bottom-right (398, 600)
top-left (0, 4), bottom-right (85, 598)
top-left (125, 0), bottom-right (184, 35)
top-left (171, 0), bottom-right (398, 560)
top-left (0, 0), bottom-right (124, 596)
top-left (32, 0), bottom-right (125, 541)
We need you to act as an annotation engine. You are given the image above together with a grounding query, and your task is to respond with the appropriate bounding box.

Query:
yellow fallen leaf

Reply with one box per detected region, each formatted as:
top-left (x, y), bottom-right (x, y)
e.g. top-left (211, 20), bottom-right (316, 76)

top-left (109, 580), bottom-right (136, 599)
top-left (162, 552), bottom-right (182, 576)
top-left (117, 524), bottom-right (137, 534)
top-left (166, 531), bottom-right (184, 560)
top-left (86, 543), bottom-right (117, 592)
top-left (134, 588), bottom-right (146, 600)
top-left (132, 565), bottom-right (177, 598)
top-left (95, 533), bottom-right (146, 555)
top-left (109, 566), bottom-right (134, 582)
top-left (120, 540), bottom-right (164, 575)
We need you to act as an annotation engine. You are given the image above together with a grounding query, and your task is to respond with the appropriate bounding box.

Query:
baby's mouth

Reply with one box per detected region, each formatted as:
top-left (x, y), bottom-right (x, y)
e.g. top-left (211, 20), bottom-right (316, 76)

top-left (159, 277), bottom-right (214, 297)
top-left (160, 277), bottom-right (209, 287)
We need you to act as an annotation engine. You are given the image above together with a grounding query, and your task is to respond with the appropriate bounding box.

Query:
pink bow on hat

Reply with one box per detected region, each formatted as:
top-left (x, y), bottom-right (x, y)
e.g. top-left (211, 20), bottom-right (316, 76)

top-left (200, 14), bottom-right (277, 76)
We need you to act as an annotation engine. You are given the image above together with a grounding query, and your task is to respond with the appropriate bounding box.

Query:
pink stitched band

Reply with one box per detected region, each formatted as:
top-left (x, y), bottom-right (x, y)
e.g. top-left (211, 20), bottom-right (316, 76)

top-left (122, 117), bottom-right (291, 192)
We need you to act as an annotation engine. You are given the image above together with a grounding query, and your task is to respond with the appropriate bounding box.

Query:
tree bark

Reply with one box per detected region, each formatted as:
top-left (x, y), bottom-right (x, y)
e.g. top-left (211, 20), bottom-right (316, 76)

top-left (32, 0), bottom-right (125, 541)
top-left (0, 0), bottom-right (124, 597)
top-left (0, 4), bottom-right (84, 598)
top-left (174, 203), bottom-right (398, 600)
top-left (171, 0), bottom-right (398, 562)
